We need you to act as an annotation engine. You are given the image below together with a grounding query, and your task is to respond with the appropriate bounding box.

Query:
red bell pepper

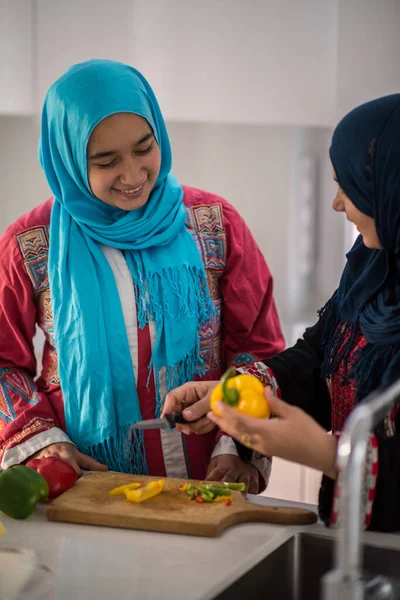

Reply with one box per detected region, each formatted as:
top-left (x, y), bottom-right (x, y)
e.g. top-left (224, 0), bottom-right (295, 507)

top-left (25, 458), bottom-right (42, 470)
top-left (27, 456), bottom-right (77, 499)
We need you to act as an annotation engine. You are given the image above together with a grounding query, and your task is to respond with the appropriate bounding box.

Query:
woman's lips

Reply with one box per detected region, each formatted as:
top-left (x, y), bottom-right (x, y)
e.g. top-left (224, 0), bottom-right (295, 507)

top-left (113, 181), bottom-right (146, 199)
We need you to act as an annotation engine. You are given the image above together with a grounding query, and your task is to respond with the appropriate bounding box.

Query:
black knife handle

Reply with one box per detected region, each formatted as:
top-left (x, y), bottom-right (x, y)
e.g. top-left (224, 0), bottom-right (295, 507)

top-left (164, 412), bottom-right (200, 428)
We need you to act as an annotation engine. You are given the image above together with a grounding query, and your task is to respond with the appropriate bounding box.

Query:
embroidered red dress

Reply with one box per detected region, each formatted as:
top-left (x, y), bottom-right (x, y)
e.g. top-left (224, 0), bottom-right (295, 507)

top-left (0, 186), bottom-right (284, 488)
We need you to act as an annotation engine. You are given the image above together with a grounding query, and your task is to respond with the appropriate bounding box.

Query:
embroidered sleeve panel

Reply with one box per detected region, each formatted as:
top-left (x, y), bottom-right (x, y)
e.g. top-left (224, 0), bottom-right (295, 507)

top-left (15, 226), bottom-right (60, 389)
top-left (329, 432), bottom-right (379, 530)
top-left (236, 361), bottom-right (281, 398)
top-left (1, 426), bottom-right (73, 469)
top-left (0, 416), bottom-right (56, 464)
top-left (186, 203), bottom-right (226, 376)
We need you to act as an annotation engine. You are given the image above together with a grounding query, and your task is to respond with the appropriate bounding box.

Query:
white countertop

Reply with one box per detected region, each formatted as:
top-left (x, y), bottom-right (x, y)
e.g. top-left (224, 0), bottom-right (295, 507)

top-left (1, 495), bottom-right (399, 600)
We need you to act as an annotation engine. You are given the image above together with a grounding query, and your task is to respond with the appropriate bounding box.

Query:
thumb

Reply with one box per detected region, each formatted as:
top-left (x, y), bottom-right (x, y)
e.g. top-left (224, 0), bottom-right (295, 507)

top-left (161, 390), bottom-right (180, 417)
top-left (76, 451), bottom-right (108, 472)
top-left (265, 387), bottom-right (290, 418)
top-left (182, 396), bottom-right (210, 421)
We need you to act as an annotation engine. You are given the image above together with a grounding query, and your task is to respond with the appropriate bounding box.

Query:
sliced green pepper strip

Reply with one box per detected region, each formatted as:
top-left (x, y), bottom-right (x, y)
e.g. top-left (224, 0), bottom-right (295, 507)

top-left (198, 488), bottom-right (215, 502)
top-left (0, 466), bottom-right (49, 519)
top-left (223, 482), bottom-right (246, 492)
top-left (221, 368), bottom-right (240, 406)
top-left (186, 484), bottom-right (196, 500)
top-left (201, 484), bottom-right (232, 497)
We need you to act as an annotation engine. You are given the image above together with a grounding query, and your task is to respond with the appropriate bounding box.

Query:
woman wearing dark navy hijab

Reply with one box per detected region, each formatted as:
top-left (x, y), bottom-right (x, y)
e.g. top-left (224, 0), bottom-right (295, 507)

top-left (166, 95), bottom-right (400, 532)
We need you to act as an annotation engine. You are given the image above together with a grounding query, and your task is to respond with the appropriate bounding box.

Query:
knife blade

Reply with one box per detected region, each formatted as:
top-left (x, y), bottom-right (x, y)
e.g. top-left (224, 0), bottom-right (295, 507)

top-left (132, 412), bottom-right (198, 431)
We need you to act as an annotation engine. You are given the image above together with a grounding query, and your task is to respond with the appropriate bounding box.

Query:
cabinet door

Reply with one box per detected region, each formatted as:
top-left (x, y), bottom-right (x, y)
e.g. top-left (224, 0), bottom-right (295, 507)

top-left (131, 0), bottom-right (337, 126)
top-left (0, 0), bottom-right (33, 115)
top-left (262, 458), bottom-right (303, 502)
top-left (35, 0), bottom-right (134, 109)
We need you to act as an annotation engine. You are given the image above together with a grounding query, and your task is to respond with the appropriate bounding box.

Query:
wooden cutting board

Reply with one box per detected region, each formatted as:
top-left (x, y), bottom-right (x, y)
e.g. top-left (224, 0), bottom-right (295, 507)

top-left (46, 471), bottom-right (318, 537)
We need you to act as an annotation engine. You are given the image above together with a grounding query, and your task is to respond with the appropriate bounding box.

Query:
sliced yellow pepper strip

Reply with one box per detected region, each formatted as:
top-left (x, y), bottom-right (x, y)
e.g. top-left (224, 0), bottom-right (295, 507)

top-left (125, 480), bottom-right (165, 503)
top-left (179, 483), bottom-right (189, 492)
top-left (108, 482), bottom-right (141, 496)
top-left (213, 496), bottom-right (227, 502)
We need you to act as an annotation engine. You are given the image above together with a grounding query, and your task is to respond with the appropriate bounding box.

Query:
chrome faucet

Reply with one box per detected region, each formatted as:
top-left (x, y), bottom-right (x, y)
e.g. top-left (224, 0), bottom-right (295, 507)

top-left (322, 377), bottom-right (400, 600)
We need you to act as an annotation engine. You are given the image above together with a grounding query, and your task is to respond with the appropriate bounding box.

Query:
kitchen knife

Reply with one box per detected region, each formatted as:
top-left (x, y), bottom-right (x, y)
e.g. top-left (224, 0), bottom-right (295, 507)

top-left (132, 412), bottom-right (199, 431)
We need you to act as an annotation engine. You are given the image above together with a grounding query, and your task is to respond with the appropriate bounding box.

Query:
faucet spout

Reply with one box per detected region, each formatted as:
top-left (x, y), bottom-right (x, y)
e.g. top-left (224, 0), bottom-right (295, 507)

top-left (322, 377), bottom-right (400, 600)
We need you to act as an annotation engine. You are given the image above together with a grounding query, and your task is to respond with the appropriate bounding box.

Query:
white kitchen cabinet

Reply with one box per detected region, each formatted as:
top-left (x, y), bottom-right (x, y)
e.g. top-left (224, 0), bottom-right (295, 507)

top-left (0, 0), bottom-right (33, 115)
top-left (35, 0), bottom-right (134, 110)
top-left (131, 0), bottom-right (338, 126)
top-left (262, 458), bottom-right (321, 505)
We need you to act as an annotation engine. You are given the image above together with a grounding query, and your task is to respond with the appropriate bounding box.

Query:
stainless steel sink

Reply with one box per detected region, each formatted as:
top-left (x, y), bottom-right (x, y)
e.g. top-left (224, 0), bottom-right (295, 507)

top-left (214, 533), bottom-right (400, 600)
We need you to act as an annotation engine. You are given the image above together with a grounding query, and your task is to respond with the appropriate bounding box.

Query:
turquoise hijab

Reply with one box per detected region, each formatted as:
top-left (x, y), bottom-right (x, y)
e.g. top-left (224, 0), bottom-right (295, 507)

top-left (39, 59), bottom-right (214, 473)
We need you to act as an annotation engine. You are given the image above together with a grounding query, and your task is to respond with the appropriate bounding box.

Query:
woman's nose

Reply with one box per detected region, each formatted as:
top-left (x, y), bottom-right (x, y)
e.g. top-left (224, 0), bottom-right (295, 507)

top-left (332, 189), bottom-right (345, 212)
top-left (119, 158), bottom-right (141, 185)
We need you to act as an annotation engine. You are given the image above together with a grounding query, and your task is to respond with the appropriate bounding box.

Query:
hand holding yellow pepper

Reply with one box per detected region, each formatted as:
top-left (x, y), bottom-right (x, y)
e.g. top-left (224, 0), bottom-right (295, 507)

top-left (210, 368), bottom-right (270, 419)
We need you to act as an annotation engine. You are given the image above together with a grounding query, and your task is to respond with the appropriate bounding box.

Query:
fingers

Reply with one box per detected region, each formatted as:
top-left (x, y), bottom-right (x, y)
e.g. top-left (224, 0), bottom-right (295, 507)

top-left (208, 403), bottom-right (261, 435)
top-left (205, 466), bottom-right (227, 483)
top-left (264, 387), bottom-right (290, 417)
top-left (31, 444), bottom-right (83, 476)
top-left (183, 417), bottom-right (216, 435)
top-left (248, 471), bottom-right (259, 495)
top-left (161, 381), bottom-right (216, 418)
top-left (76, 451), bottom-right (108, 472)
top-left (182, 395), bottom-right (212, 423)
top-left (207, 405), bottom-right (265, 453)
top-left (62, 454), bottom-right (83, 476)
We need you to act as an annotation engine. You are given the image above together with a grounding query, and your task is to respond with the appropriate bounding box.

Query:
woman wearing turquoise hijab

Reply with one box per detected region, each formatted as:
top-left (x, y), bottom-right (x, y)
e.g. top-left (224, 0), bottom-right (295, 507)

top-left (0, 59), bottom-right (284, 490)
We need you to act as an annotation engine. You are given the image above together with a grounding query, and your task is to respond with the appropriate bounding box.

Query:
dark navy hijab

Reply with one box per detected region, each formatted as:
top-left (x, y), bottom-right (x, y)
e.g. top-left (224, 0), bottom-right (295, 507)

top-left (320, 94), bottom-right (400, 400)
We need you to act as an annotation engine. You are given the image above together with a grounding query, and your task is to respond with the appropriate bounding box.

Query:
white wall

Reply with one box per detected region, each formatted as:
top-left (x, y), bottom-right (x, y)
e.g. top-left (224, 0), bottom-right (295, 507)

top-left (132, 0), bottom-right (338, 126)
top-left (168, 121), bottom-right (295, 328)
top-left (0, 117), bottom-right (50, 230)
top-left (336, 0), bottom-right (400, 120)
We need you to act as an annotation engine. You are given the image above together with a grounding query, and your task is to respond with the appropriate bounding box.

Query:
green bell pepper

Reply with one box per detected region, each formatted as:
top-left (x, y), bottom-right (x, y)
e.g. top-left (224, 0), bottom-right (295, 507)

top-left (0, 465), bottom-right (49, 519)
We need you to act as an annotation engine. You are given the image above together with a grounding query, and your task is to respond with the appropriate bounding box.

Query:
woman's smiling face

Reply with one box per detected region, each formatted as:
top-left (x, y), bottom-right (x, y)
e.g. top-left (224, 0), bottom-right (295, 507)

top-left (87, 112), bottom-right (161, 211)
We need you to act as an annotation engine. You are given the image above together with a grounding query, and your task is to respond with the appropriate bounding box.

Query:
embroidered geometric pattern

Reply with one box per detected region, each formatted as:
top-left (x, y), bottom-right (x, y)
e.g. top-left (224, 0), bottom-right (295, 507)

top-left (185, 207), bottom-right (196, 232)
top-left (232, 352), bottom-right (257, 367)
top-left (41, 350), bottom-right (60, 387)
top-left (206, 271), bottom-right (220, 302)
top-left (200, 235), bottom-right (226, 270)
top-left (16, 226), bottom-right (59, 386)
top-left (16, 227), bottom-right (48, 259)
top-left (237, 362), bottom-right (280, 397)
top-left (17, 226), bottom-right (49, 292)
top-left (329, 327), bottom-right (367, 432)
top-left (0, 417), bottom-right (55, 462)
top-left (37, 290), bottom-right (55, 344)
top-left (0, 368), bottom-right (39, 428)
top-left (0, 385), bottom-right (17, 426)
top-left (192, 204), bottom-right (224, 234)
top-left (0, 368), bottom-right (38, 405)
top-left (187, 204), bottom-right (227, 375)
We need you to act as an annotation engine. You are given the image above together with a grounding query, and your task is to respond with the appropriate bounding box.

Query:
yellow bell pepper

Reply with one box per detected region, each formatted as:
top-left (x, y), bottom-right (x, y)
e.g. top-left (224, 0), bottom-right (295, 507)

top-left (213, 495), bottom-right (228, 502)
top-left (108, 482), bottom-right (141, 496)
top-left (125, 479), bottom-right (165, 503)
top-left (210, 368), bottom-right (270, 418)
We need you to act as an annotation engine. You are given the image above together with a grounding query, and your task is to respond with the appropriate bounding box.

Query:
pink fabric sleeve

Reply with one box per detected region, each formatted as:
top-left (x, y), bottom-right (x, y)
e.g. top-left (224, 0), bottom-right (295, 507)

top-left (0, 225), bottom-right (61, 463)
top-left (219, 201), bottom-right (285, 368)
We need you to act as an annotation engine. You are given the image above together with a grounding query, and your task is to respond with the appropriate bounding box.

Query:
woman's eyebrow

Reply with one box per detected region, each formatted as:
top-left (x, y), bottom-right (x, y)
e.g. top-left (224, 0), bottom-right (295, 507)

top-left (135, 132), bottom-right (153, 146)
top-left (88, 133), bottom-right (154, 161)
top-left (88, 150), bottom-right (116, 161)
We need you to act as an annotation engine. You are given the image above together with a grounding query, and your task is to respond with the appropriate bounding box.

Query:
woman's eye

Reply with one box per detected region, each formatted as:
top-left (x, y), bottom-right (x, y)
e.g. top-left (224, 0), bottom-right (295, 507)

top-left (136, 144), bottom-right (153, 156)
top-left (97, 159), bottom-right (118, 168)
